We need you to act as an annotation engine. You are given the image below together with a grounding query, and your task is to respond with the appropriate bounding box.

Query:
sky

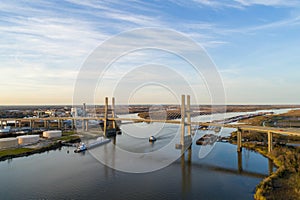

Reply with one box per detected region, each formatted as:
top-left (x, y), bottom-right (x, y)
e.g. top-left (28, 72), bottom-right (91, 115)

top-left (0, 0), bottom-right (300, 105)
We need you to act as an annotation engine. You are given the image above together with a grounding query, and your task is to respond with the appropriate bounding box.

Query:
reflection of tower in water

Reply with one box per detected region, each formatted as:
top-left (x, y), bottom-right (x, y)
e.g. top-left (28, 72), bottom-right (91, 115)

top-left (181, 147), bottom-right (192, 198)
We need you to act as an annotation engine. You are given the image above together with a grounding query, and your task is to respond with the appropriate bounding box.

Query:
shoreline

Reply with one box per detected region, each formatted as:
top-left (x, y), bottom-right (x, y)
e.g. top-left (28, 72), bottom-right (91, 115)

top-left (0, 135), bottom-right (80, 162)
top-left (237, 142), bottom-right (300, 200)
top-left (229, 109), bottom-right (300, 200)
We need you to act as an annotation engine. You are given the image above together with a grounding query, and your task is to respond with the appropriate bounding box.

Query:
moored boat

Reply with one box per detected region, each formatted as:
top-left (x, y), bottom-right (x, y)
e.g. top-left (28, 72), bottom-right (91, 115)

top-left (196, 134), bottom-right (218, 145)
top-left (74, 143), bottom-right (87, 153)
top-left (74, 137), bottom-right (111, 153)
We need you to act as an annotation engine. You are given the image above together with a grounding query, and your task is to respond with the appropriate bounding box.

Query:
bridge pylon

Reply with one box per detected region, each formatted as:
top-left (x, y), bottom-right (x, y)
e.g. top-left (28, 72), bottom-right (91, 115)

top-left (176, 94), bottom-right (192, 150)
top-left (103, 97), bottom-right (117, 137)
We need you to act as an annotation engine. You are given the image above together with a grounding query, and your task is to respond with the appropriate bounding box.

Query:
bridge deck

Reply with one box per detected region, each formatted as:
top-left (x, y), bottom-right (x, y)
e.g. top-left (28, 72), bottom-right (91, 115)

top-left (1, 117), bottom-right (300, 137)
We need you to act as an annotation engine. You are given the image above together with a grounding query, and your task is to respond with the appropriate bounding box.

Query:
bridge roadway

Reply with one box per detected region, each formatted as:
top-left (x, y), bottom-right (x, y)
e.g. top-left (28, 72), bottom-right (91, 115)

top-left (111, 118), bottom-right (300, 137)
top-left (196, 122), bottom-right (300, 137)
top-left (1, 117), bottom-right (300, 137)
top-left (1, 116), bottom-right (300, 153)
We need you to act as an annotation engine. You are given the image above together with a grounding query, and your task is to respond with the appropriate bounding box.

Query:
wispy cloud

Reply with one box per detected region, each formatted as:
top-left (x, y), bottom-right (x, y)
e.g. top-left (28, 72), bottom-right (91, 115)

top-left (191, 0), bottom-right (300, 8)
top-left (247, 15), bottom-right (300, 31)
top-left (0, 0), bottom-right (299, 104)
top-left (0, 16), bottom-right (106, 57)
top-left (234, 0), bottom-right (300, 7)
top-left (212, 14), bottom-right (300, 37)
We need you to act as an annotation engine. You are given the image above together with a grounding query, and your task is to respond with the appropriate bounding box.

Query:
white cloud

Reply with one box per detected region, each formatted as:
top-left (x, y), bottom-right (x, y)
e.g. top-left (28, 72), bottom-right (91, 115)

top-left (234, 0), bottom-right (300, 7)
top-left (175, 0), bottom-right (300, 8)
top-left (247, 15), bottom-right (300, 31)
top-left (0, 0), bottom-right (299, 104)
top-left (0, 16), bottom-right (106, 57)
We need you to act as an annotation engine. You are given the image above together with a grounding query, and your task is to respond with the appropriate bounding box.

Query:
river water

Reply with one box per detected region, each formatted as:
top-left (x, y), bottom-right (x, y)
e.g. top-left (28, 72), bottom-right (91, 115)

top-left (0, 109), bottom-right (293, 200)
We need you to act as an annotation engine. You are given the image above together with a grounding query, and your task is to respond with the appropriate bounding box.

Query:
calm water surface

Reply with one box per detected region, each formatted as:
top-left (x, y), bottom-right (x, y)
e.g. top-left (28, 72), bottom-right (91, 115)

top-left (0, 137), bottom-right (272, 200)
top-left (0, 109), bottom-right (286, 200)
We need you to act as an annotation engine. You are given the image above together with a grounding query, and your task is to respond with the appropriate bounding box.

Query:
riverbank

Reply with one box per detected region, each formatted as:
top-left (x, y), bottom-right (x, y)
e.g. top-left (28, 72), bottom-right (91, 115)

top-left (0, 131), bottom-right (80, 162)
top-left (239, 143), bottom-right (300, 200)
top-left (232, 110), bottom-right (300, 200)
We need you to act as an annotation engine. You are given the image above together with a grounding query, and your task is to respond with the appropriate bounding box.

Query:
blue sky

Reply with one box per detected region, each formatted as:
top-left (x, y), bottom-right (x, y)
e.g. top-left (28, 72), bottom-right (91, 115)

top-left (0, 0), bottom-right (300, 105)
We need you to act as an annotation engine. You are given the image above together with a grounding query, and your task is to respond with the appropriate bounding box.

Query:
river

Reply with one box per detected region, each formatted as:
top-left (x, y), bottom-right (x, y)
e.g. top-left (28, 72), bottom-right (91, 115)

top-left (0, 108), bottom-right (293, 200)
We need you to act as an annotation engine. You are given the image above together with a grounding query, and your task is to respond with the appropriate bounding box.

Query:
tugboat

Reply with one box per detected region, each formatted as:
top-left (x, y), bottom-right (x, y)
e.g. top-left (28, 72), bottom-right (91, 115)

top-left (149, 136), bottom-right (157, 142)
top-left (74, 142), bottom-right (87, 153)
top-left (74, 137), bottom-right (111, 153)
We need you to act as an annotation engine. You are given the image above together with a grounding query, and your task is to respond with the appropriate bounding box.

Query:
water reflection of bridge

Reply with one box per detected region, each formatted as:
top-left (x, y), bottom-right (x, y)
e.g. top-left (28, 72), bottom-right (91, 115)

top-left (1, 95), bottom-right (300, 153)
top-left (179, 147), bottom-right (273, 196)
top-left (181, 147), bottom-right (272, 178)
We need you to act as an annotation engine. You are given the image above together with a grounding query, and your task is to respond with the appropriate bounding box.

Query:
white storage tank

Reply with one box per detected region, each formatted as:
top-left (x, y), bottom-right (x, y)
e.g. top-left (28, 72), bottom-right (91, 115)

top-left (0, 137), bottom-right (18, 149)
top-left (17, 135), bottom-right (40, 145)
top-left (43, 130), bottom-right (62, 138)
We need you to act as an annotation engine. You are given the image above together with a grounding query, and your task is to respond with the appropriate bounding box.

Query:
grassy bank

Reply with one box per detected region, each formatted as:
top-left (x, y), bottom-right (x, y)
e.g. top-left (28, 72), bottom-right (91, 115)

top-left (238, 142), bottom-right (300, 200)
top-left (232, 109), bottom-right (300, 199)
top-left (60, 131), bottom-right (81, 142)
top-left (0, 131), bottom-right (80, 161)
top-left (0, 142), bottom-right (62, 161)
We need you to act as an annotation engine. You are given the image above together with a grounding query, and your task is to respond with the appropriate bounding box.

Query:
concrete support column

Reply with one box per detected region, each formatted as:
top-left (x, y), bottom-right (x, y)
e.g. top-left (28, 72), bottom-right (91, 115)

top-left (82, 120), bottom-right (85, 131)
top-left (237, 129), bottom-right (242, 152)
top-left (112, 97), bottom-right (116, 129)
top-left (83, 103), bottom-right (86, 116)
top-left (58, 119), bottom-right (61, 129)
top-left (186, 95), bottom-right (191, 136)
top-left (85, 119), bottom-right (88, 131)
top-left (180, 95), bottom-right (186, 147)
top-left (44, 120), bottom-right (50, 129)
top-left (82, 103), bottom-right (87, 131)
top-left (104, 97), bottom-right (108, 137)
top-left (268, 158), bottom-right (274, 175)
top-left (73, 119), bottom-right (75, 130)
top-left (32, 120), bottom-right (35, 129)
top-left (268, 131), bottom-right (273, 152)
